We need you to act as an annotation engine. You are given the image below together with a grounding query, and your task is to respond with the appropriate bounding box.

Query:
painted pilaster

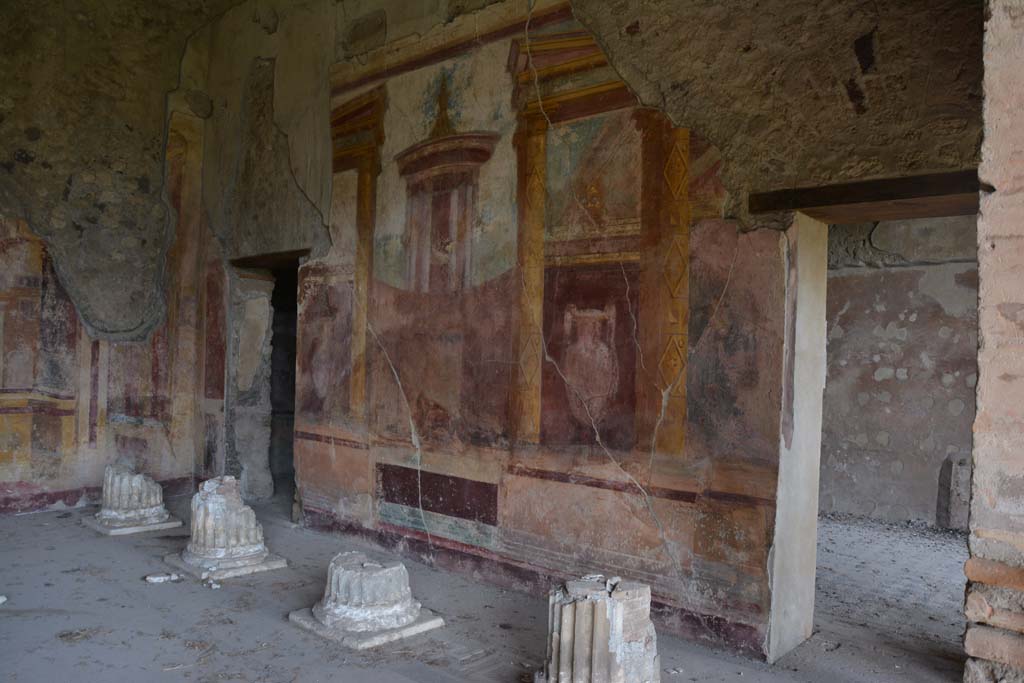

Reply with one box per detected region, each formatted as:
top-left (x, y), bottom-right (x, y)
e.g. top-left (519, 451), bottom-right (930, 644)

top-left (636, 112), bottom-right (691, 457)
top-left (513, 114), bottom-right (548, 444)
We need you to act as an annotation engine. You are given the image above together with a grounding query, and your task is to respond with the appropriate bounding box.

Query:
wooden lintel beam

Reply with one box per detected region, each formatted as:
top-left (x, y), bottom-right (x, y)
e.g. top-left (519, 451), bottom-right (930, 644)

top-left (230, 249), bottom-right (310, 271)
top-left (749, 170), bottom-right (987, 223)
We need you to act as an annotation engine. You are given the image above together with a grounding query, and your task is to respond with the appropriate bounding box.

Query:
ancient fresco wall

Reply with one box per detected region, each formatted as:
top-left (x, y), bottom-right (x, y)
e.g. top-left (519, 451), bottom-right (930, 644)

top-left (294, 16), bottom-right (793, 656)
top-left (0, 114), bottom-right (221, 512)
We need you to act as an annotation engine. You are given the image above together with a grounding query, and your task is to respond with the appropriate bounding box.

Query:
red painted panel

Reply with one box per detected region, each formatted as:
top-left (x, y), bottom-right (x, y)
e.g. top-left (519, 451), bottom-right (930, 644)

top-left (377, 462), bottom-right (498, 526)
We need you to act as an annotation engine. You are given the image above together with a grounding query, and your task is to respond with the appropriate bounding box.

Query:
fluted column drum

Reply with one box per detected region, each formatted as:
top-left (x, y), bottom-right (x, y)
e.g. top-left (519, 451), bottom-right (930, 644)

top-left (537, 576), bottom-right (660, 683)
top-left (180, 476), bottom-right (268, 570)
top-left (311, 551), bottom-right (420, 632)
top-left (95, 465), bottom-right (172, 527)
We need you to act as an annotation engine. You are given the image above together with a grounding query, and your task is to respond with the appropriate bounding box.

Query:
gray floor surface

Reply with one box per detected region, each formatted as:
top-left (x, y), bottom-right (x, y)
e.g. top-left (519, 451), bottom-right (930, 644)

top-left (0, 492), bottom-right (968, 682)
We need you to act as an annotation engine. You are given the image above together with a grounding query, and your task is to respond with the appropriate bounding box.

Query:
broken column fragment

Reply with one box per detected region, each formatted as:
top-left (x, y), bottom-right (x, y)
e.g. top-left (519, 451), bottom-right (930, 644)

top-left (289, 550), bottom-right (443, 649)
top-left (165, 476), bottom-right (286, 580)
top-left (83, 464), bottom-right (182, 535)
top-left (536, 575), bottom-right (660, 683)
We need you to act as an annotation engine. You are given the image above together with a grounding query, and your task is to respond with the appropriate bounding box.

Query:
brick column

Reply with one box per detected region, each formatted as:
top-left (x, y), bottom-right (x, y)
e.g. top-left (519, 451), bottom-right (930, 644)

top-left (964, 2), bottom-right (1024, 679)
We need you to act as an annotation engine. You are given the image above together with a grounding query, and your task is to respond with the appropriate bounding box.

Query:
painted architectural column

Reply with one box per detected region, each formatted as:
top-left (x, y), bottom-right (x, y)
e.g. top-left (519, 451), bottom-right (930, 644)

top-left (350, 154), bottom-right (378, 421)
top-left (513, 114), bottom-right (548, 444)
top-left (636, 111), bottom-right (691, 457)
top-left (165, 112), bottom-right (206, 470)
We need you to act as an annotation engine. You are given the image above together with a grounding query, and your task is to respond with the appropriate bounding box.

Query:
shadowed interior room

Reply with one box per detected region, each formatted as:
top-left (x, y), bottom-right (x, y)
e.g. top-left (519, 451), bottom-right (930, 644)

top-left (1, 1), bottom-right (1022, 681)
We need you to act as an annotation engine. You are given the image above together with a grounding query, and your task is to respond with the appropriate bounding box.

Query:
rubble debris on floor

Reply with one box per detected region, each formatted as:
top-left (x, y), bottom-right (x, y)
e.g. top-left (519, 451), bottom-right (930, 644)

top-left (144, 572), bottom-right (182, 584)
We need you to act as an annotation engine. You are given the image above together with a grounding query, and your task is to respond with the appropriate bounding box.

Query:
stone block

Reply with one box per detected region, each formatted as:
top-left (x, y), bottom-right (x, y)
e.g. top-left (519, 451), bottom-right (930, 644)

top-left (964, 657), bottom-right (1024, 683)
top-left (964, 624), bottom-right (1024, 669)
top-left (966, 558), bottom-right (1024, 593)
top-left (966, 585), bottom-right (1024, 634)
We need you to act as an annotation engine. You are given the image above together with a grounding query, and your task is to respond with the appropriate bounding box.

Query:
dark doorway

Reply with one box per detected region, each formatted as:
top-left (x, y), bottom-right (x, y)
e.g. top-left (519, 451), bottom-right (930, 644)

top-left (269, 266), bottom-right (298, 498)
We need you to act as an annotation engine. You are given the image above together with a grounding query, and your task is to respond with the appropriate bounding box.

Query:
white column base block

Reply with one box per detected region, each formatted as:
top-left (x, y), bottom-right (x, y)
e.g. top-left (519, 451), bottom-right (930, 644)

top-left (288, 607), bottom-right (444, 650)
top-left (83, 514), bottom-right (182, 536)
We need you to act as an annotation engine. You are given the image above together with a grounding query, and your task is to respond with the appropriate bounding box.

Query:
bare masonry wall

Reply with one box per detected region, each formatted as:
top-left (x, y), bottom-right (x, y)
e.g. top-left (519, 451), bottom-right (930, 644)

top-left (963, 2), bottom-right (1024, 677)
top-left (820, 217), bottom-right (977, 529)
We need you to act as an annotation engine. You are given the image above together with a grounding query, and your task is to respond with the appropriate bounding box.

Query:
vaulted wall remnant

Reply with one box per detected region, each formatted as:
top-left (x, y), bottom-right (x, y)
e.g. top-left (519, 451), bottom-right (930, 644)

top-left (573, 0), bottom-right (983, 222)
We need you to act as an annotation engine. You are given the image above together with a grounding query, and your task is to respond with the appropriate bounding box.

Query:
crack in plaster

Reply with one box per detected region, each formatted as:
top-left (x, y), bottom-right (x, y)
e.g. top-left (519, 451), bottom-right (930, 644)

top-left (365, 321), bottom-right (434, 548)
top-left (523, 0), bottom-right (683, 578)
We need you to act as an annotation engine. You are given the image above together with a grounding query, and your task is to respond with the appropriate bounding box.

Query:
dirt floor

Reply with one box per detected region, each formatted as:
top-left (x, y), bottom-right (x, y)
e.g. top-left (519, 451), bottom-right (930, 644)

top-left (0, 494), bottom-right (967, 682)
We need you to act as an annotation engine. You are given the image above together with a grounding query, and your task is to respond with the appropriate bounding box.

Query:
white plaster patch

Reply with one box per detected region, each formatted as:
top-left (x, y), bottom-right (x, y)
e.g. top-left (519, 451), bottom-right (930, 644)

top-left (872, 321), bottom-right (908, 341)
top-left (916, 264), bottom-right (977, 318)
top-left (874, 367), bottom-right (895, 381)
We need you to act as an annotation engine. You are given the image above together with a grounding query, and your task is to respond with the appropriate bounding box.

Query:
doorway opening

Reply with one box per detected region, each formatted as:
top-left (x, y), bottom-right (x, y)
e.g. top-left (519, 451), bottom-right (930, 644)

top-left (815, 214), bottom-right (976, 676)
top-left (750, 171), bottom-right (981, 668)
top-left (229, 249), bottom-right (306, 511)
top-left (269, 265), bottom-right (298, 508)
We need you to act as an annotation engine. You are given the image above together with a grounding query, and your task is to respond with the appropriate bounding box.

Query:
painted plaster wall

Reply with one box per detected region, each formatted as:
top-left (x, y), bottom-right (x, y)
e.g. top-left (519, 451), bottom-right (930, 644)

top-left (289, 10), bottom-right (798, 654)
top-left (963, 2), bottom-right (1024, 678)
top-left (0, 0), bottom-right (985, 340)
top-left (0, 0), bottom-right (995, 665)
top-left (0, 114), bottom-right (219, 512)
top-left (821, 219), bottom-right (978, 529)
